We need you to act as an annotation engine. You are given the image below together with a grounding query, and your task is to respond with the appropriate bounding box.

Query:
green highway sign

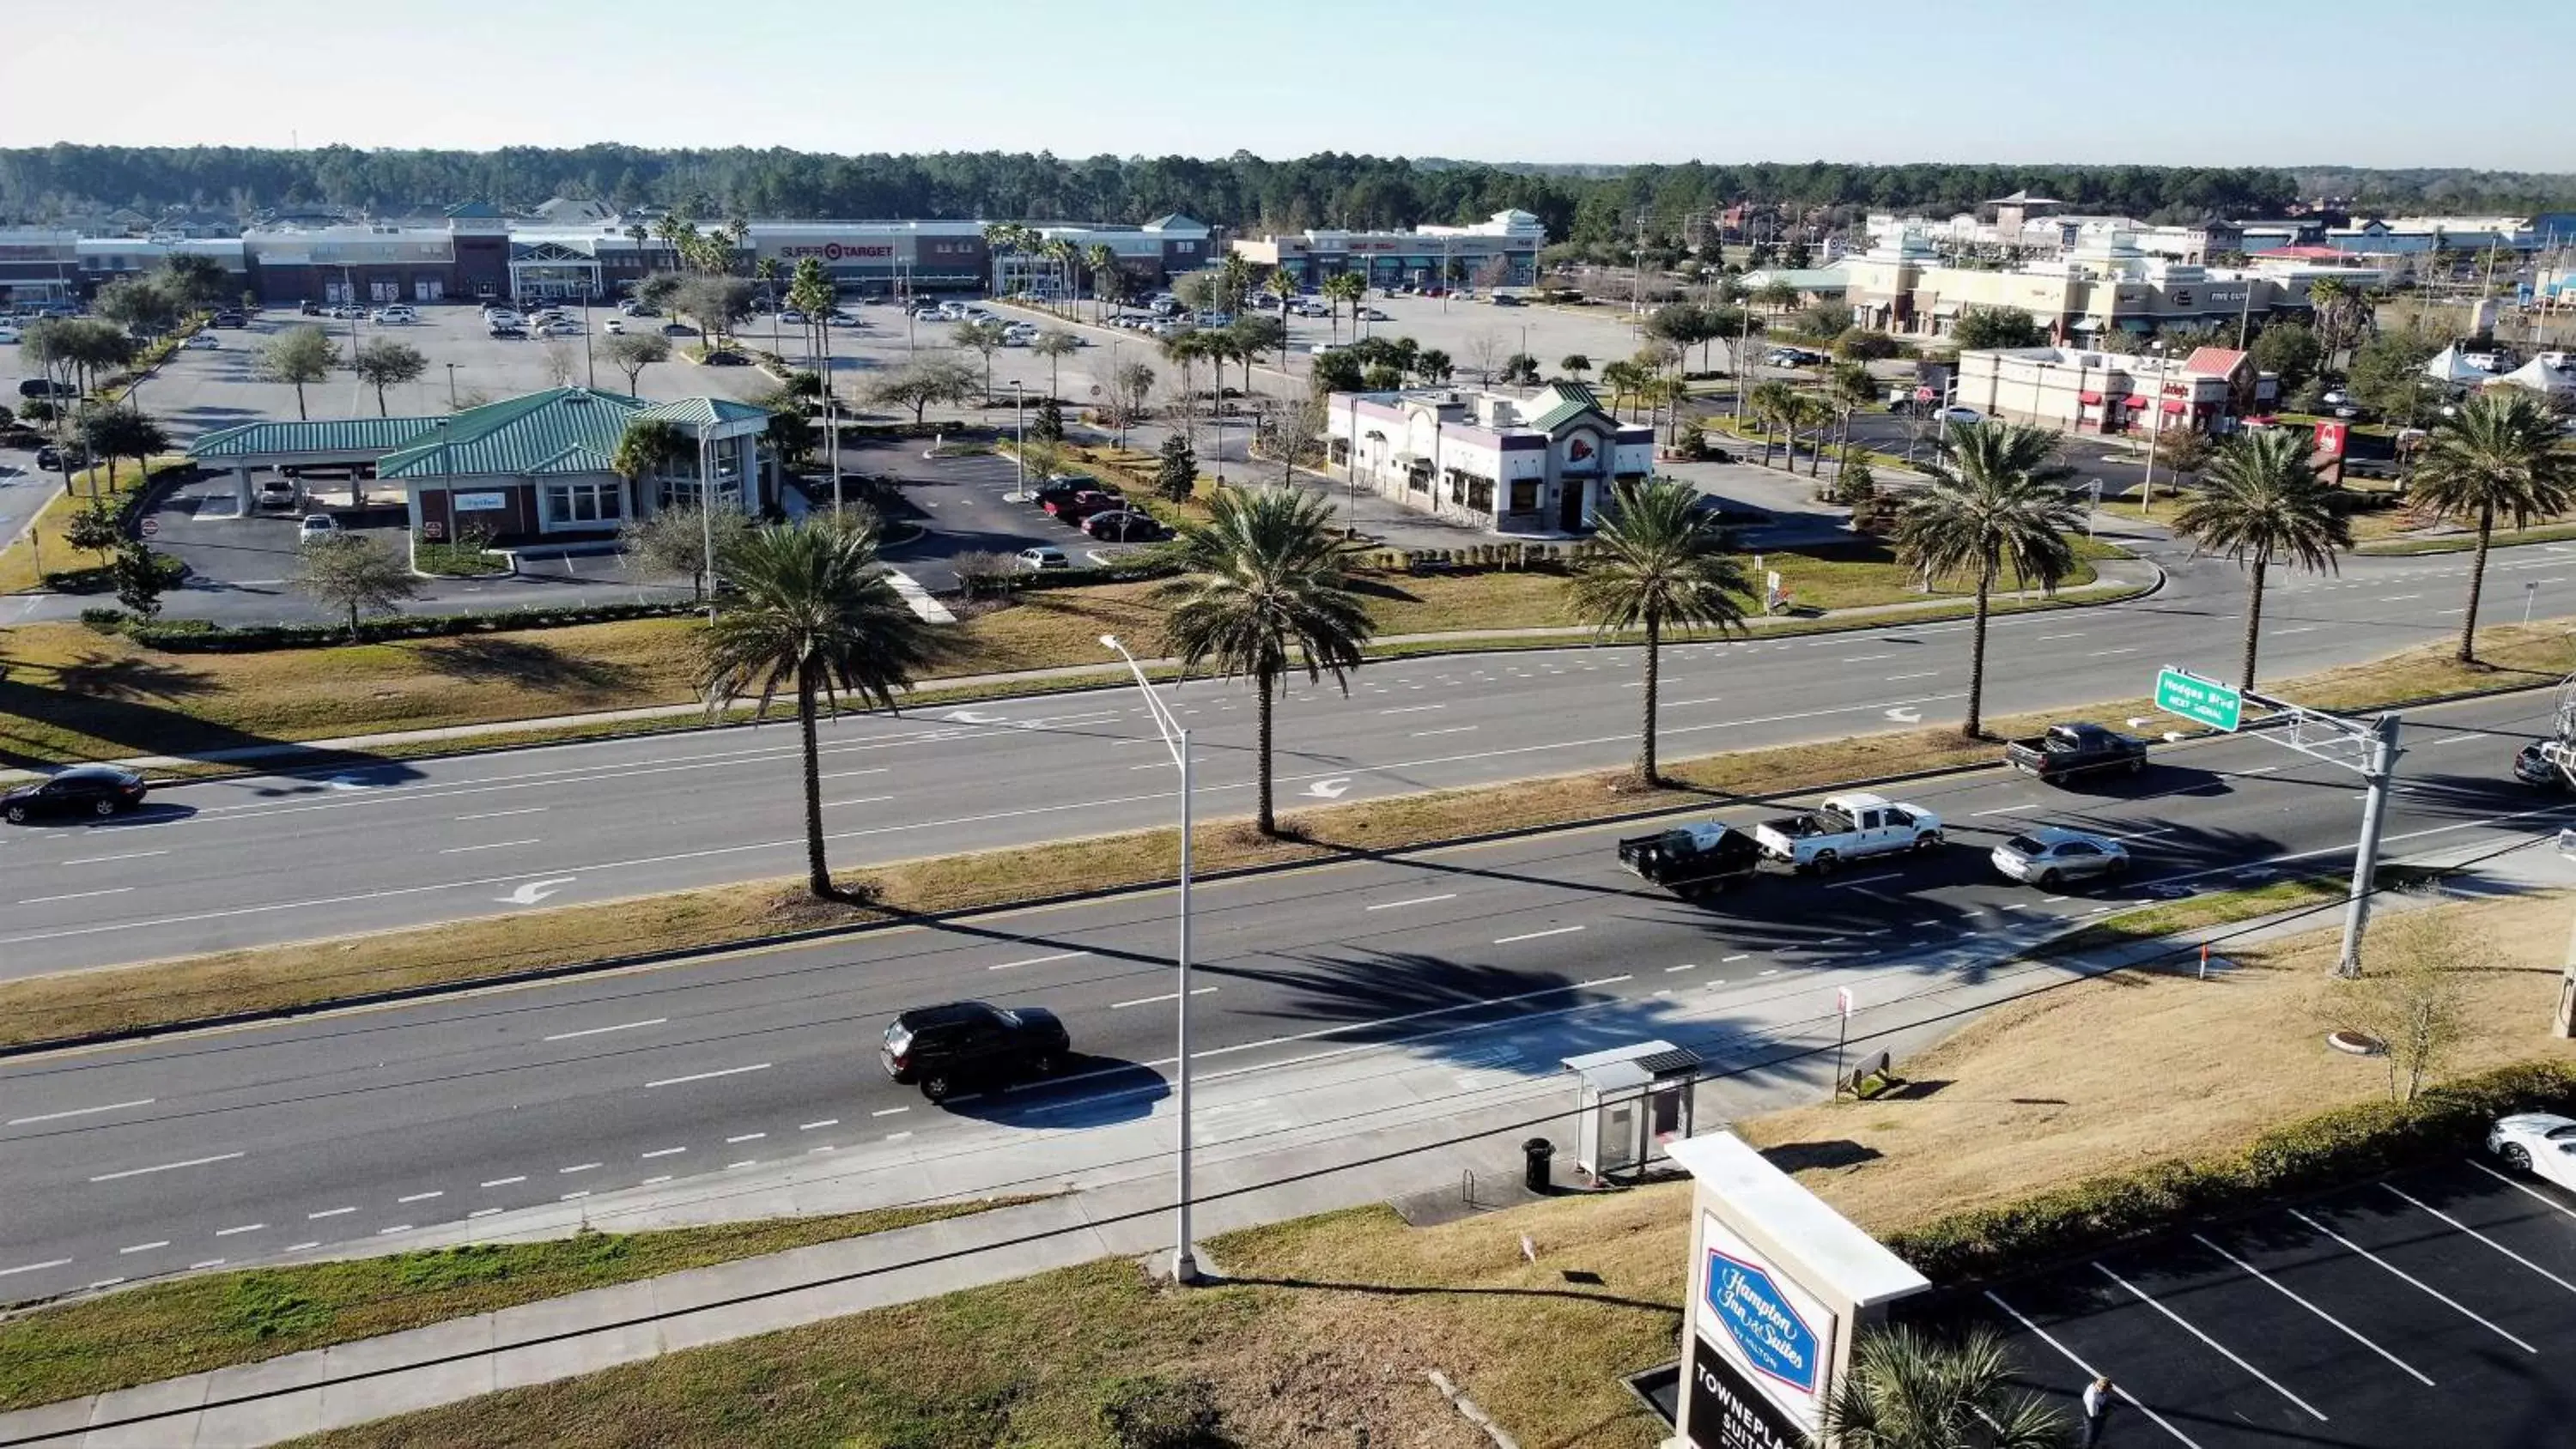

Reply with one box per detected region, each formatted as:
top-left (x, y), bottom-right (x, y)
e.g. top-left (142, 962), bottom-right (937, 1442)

top-left (2156, 668), bottom-right (2242, 731)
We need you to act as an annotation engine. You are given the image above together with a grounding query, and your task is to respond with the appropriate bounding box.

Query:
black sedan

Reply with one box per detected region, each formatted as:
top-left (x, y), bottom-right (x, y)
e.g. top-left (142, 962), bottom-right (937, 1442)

top-left (1081, 510), bottom-right (1167, 543)
top-left (881, 1001), bottom-right (1070, 1102)
top-left (3, 765), bottom-right (149, 823)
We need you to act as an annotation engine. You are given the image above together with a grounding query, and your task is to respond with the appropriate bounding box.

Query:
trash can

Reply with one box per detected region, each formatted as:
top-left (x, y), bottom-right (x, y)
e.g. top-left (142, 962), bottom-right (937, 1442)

top-left (1522, 1137), bottom-right (1555, 1192)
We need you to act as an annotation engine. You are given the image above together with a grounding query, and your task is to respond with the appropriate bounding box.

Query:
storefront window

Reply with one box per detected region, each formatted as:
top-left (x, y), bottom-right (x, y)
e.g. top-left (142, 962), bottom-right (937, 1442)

top-left (1509, 478), bottom-right (1539, 513)
top-left (543, 481), bottom-right (624, 528)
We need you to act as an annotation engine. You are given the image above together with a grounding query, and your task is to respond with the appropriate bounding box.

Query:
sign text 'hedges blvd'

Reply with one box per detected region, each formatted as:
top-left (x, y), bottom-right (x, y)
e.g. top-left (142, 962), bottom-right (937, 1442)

top-left (1704, 1249), bottom-right (1820, 1393)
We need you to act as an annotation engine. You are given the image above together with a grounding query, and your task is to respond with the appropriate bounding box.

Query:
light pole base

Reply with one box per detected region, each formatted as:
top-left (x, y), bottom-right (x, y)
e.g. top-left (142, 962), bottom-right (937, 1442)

top-left (1156, 1246), bottom-right (1210, 1286)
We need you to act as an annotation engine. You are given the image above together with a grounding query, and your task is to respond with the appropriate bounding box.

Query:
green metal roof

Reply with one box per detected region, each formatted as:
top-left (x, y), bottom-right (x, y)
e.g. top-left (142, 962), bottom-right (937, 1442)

top-left (376, 386), bottom-right (649, 480)
top-left (188, 415), bottom-right (446, 459)
top-left (1524, 380), bottom-right (1607, 433)
top-left (633, 397), bottom-right (771, 429)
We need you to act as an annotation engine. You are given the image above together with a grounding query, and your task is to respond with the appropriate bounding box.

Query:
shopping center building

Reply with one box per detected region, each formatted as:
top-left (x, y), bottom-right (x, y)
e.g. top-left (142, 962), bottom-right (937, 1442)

top-left (1323, 380), bottom-right (1649, 534)
top-left (1231, 210), bottom-right (1546, 290)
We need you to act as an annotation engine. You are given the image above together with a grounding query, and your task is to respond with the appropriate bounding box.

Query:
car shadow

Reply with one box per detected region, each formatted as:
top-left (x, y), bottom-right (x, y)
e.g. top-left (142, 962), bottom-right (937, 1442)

top-left (931, 1052), bottom-right (1168, 1127)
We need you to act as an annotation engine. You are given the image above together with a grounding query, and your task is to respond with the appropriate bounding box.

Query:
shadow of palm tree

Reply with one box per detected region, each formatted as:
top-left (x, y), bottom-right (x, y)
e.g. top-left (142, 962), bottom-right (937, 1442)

top-left (424, 635), bottom-right (647, 694)
top-left (46, 652), bottom-right (217, 702)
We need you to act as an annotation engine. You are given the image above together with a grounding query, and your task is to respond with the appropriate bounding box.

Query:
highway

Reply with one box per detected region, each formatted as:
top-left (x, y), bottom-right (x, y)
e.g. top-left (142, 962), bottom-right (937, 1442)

top-left (3, 534), bottom-right (2572, 977)
top-left (2, 685), bottom-right (2567, 1304)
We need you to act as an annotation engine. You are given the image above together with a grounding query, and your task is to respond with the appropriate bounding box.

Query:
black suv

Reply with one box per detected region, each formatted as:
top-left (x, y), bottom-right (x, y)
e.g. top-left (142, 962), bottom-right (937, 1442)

top-left (881, 1001), bottom-right (1071, 1101)
top-left (3, 765), bottom-right (149, 823)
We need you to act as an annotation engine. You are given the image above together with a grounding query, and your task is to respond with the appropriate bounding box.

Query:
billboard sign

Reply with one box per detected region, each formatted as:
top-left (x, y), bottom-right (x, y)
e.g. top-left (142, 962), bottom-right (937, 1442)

top-left (1697, 1213), bottom-right (1834, 1430)
top-left (2312, 420), bottom-right (2348, 459)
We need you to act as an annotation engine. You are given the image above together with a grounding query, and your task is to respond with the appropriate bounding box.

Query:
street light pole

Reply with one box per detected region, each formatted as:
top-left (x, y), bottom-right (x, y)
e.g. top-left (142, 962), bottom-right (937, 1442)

top-left (1099, 634), bottom-right (1200, 1285)
top-left (1012, 380), bottom-right (1029, 502)
top-left (446, 362), bottom-right (458, 409)
top-left (2335, 714), bottom-right (2402, 978)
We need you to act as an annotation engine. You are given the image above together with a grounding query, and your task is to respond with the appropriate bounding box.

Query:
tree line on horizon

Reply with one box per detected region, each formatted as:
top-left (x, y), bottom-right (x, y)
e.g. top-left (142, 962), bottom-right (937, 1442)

top-left (12, 144), bottom-right (2573, 246)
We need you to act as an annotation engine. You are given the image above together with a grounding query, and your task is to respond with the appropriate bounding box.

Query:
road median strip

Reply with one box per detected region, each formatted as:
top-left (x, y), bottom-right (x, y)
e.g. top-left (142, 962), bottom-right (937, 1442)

top-left (2, 621), bottom-right (2567, 1058)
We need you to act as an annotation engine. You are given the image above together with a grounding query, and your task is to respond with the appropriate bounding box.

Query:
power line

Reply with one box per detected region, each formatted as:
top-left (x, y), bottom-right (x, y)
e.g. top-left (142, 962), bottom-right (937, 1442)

top-left (4, 822), bottom-right (2555, 1434)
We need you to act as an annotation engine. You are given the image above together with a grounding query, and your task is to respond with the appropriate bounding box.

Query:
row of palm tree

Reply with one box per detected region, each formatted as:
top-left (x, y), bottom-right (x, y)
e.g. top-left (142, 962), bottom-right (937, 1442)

top-left (709, 391), bottom-right (2573, 901)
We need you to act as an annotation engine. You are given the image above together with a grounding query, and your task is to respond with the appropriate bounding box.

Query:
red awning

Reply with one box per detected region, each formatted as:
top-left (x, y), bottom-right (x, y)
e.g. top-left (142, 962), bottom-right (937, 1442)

top-left (2162, 399), bottom-right (2188, 414)
top-left (2077, 390), bottom-right (2103, 404)
top-left (2123, 397), bottom-right (2149, 409)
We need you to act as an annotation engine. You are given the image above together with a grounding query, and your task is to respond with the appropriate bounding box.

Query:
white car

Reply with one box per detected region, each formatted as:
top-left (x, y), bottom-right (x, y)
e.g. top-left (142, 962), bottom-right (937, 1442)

top-left (184, 332), bottom-right (222, 349)
top-left (537, 319), bottom-right (585, 337)
top-left (1935, 405), bottom-right (1985, 425)
top-left (257, 478), bottom-right (300, 510)
top-left (0, 325), bottom-right (21, 344)
top-left (1754, 791), bottom-right (1943, 873)
top-left (371, 306), bottom-right (417, 324)
top-left (2488, 1113), bottom-right (2576, 1190)
top-left (297, 513), bottom-right (340, 543)
top-left (603, 318), bottom-right (626, 335)
top-left (1990, 826), bottom-right (2129, 887)
top-left (778, 308), bottom-right (807, 324)
top-left (1016, 545), bottom-right (1070, 571)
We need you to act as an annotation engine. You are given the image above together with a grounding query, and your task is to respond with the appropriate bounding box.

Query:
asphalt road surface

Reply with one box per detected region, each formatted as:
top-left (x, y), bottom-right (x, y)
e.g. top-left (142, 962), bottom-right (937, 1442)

top-left (4, 539), bottom-right (2572, 977)
top-left (2, 687), bottom-right (2568, 1301)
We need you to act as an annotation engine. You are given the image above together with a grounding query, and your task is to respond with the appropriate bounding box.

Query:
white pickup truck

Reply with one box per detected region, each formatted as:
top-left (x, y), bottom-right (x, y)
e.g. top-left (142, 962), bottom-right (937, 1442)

top-left (1754, 791), bottom-right (1944, 873)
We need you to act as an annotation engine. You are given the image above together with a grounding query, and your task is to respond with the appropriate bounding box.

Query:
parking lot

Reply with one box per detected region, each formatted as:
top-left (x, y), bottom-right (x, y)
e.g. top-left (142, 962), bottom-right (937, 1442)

top-left (845, 436), bottom-right (1158, 591)
top-left (1947, 1155), bottom-right (2576, 1447)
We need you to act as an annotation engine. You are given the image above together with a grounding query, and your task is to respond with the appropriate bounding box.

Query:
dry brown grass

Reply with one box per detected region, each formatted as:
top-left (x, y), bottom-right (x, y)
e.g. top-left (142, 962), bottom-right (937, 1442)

top-left (1739, 890), bottom-right (2576, 1238)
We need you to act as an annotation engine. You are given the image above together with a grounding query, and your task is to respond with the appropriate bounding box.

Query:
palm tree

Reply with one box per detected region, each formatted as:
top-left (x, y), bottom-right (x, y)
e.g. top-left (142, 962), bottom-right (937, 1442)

top-left (1820, 1325), bottom-right (2069, 1449)
top-left (699, 517), bottom-right (935, 899)
top-left (1266, 265), bottom-right (1298, 323)
top-left (1218, 251), bottom-right (1255, 314)
top-left (613, 418), bottom-right (693, 589)
top-left (1894, 421), bottom-right (2081, 738)
top-left (1160, 328), bottom-right (1213, 438)
top-left (1746, 379), bottom-right (1799, 467)
top-left (1569, 477), bottom-right (1750, 783)
top-left (2410, 390), bottom-right (2576, 663)
top-left (2172, 429), bottom-right (2351, 689)
top-left (1599, 361), bottom-right (1649, 422)
top-left (624, 222), bottom-right (653, 280)
top-left (1156, 488), bottom-right (1374, 836)
top-left (1322, 271), bottom-right (1366, 344)
top-left (1794, 393), bottom-right (1836, 476)
top-left (2306, 276), bottom-right (2374, 361)
top-left (1560, 354), bottom-right (1592, 384)
top-left (1086, 243), bottom-right (1121, 322)
top-left (1829, 361), bottom-right (1878, 464)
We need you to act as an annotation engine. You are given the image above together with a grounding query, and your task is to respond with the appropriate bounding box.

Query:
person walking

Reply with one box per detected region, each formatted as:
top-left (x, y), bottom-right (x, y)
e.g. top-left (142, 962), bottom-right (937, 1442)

top-left (2081, 1374), bottom-right (2114, 1446)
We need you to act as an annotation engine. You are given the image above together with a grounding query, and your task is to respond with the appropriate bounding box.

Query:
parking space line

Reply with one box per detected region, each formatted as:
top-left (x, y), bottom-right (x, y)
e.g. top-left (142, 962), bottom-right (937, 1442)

top-left (2465, 1159), bottom-right (2576, 1222)
top-left (2287, 1208), bottom-right (2537, 1352)
top-left (2382, 1184), bottom-right (2576, 1294)
top-left (1981, 1290), bottom-right (2207, 1448)
top-left (2092, 1262), bottom-right (2326, 1421)
top-left (2189, 1233), bottom-right (2434, 1387)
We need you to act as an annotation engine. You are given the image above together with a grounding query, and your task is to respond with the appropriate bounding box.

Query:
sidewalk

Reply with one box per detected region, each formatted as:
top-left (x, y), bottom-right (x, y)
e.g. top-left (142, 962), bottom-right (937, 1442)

top-left (0, 558), bottom-right (2160, 784)
top-left (0, 821), bottom-right (2496, 1448)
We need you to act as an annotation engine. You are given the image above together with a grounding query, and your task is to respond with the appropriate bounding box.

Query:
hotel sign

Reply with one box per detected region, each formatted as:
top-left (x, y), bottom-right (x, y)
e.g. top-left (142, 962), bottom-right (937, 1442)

top-left (1695, 1213), bottom-right (1835, 1433)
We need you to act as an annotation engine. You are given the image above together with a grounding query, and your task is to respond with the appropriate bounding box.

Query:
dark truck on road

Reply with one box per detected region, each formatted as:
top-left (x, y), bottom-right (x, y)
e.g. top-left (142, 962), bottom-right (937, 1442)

top-left (1617, 820), bottom-right (1763, 896)
top-left (2004, 722), bottom-right (2149, 783)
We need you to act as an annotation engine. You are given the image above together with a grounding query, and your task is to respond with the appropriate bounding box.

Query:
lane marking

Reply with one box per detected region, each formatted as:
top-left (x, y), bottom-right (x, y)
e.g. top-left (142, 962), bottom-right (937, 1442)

top-left (453, 808), bottom-right (547, 822)
top-left (0, 1259), bottom-right (70, 1277)
top-left (2033, 632), bottom-right (2087, 641)
top-left (214, 1223), bottom-right (264, 1237)
top-left (1840, 653), bottom-right (1896, 663)
top-left (884, 1131), bottom-right (913, 1143)
top-left (1494, 925), bottom-right (1585, 944)
top-left (542, 1016), bottom-right (668, 1042)
top-left (987, 949), bottom-right (1089, 970)
top-left (557, 1162), bottom-right (601, 1174)
top-left (816, 767), bottom-right (890, 781)
top-left (646, 1063), bottom-right (772, 1088)
top-left (1412, 725), bottom-right (1479, 737)
top-left (2427, 731), bottom-right (2491, 748)
top-left (800, 1119), bottom-right (840, 1131)
top-left (2466, 1160), bottom-right (2576, 1222)
top-left (469, 1208), bottom-right (504, 1219)
top-left (1884, 671), bottom-right (1940, 682)
top-left (1112, 986), bottom-right (1218, 1009)
top-left (1984, 1289), bottom-right (2208, 1448)
top-left (88, 1150), bottom-right (244, 1182)
top-left (284, 1243), bottom-right (319, 1253)
top-left (1720, 954), bottom-right (1750, 963)
top-left (560, 1191), bottom-right (590, 1202)
top-left (639, 1147), bottom-right (686, 1159)
top-left (2381, 593), bottom-right (2422, 602)
top-left (2287, 1208), bottom-right (2537, 1352)
top-left (1823, 872), bottom-right (1904, 890)
top-left (118, 1241), bottom-right (171, 1255)
top-left (437, 839), bottom-right (541, 854)
top-left (188, 1258), bottom-right (226, 1270)
top-left (9, 1097), bottom-right (154, 1125)
top-left (2190, 1232), bottom-right (2433, 1387)
top-left (480, 1175), bottom-right (527, 1187)
top-left (821, 795), bottom-right (896, 809)
top-left (379, 1225), bottom-right (413, 1235)
top-left (1378, 704), bottom-right (1447, 715)
top-left (58, 850), bottom-right (167, 866)
top-left (307, 1206), bottom-right (355, 1220)
top-left (1366, 894), bottom-right (1458, 911)
top-left (725, 1132), bottom-right (766, 1143)
top-left (871, 1106), bottom-right (909, 1118)
top-left (396, 1191), bottom-right (443, 1203)
top-left (19, 887), bottom-right (133, 906)
top-left (2382, 1183), bottom-right (2576, 1294)
top-left (637, 1177), bottom-right (671, 1188)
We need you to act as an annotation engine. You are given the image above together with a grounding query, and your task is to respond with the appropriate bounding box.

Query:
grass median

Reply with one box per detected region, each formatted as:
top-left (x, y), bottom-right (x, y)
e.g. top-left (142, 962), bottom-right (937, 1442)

top-left (4, 616), bottom-right (2564, 1052)
top-left (0, 1197), bottom-right (1037, 1413)
top-left (280, 889), bottom-right (2576, 1449)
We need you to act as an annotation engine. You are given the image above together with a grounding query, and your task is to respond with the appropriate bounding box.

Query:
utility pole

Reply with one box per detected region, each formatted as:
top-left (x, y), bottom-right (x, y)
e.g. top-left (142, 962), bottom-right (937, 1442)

top-left (698, 431), bottom-right (717, 623)
top-left (2335, 713), bottom-right (2401, 979)
top-left (445, 362), bottom-right (458, 409)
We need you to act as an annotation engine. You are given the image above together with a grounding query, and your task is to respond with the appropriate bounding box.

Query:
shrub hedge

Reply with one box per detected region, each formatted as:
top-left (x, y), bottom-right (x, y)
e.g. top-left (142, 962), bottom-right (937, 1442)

top-left (1886, 1059), bottom-right (2576, 1284)
top-left (127, 599), bottom-right (702, 653)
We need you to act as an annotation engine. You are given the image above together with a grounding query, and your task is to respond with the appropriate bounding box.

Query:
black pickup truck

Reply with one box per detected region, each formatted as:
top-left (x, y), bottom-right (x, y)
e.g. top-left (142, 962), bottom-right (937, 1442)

top-left (1617, 820), bottom-right (1763, 896)
top-left (2003, 722), bottom-right (2149, 783)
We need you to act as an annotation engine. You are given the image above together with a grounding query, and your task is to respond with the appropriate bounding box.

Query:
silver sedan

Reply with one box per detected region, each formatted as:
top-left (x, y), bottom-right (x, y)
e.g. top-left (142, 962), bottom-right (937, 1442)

top-left (1990, 826), bottom-right (2129, 888)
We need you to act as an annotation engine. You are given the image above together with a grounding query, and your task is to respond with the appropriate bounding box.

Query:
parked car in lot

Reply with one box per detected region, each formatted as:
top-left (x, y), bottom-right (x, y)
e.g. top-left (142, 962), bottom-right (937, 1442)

top-left (1617, 818), bottom-right (1762, 897)
top-left (210, 309), bottom-right (246, 327)
top-left (4, 764), bottom-right (149, 823)
top-left (1489, 293), bottom-right (1521, 306)
top-left (184, 332), bottom-right (221, 349)
top-left (1016, 545), bottom-right (1071, 571)
top-left (2004, 721), bottom-right (2149, 782)
top-left (0, 324), bottom-right (19, 344)
top-left (602, 317), bottom-right (625, 335)
top-left (1755, 792), bottom-right (1942, 873)
top-left (299, 300), bottom-right (325, 316)
top-left (257, 478), bottom-right (301, 510)
top-left (1935, 405), bottom-right (1985, 425)
top-left (297, 513), bottom-right (340, 543)
top-left (488, 322), bottom-right (526, 338)
top-left (1989, 826), bottom-right (2129, 887)
top-left (371, 306), bottom-right (417, 324)
top-left (1046, 489), bottom-right (1127, 524)
top-left (1358, 307), bottom-right (1389, 321)
top-left (880, 1000), bottom-right (1071, 1102)
top-left (2488, 1113), bottom-right (2576, 1188)
top-left (19, 378), bottom-right (77, 400)
top-left (536, 318), bottom-right (584, 336)
top-left (1081, 510), bottom-right (1166, 542)
top-left (33, 443), bottom-right (88, 470)
top-left (661, 322), bottom-right (698, 336)
top-left (778, 308), bottom-right (807, 324)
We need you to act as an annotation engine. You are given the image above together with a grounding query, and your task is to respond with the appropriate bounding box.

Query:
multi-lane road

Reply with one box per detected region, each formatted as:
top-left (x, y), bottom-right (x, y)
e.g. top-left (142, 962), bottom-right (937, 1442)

top-left (3, 682), bottom-right (2568, 1304)
top-left (1, 532), bottom-right (2568, 977)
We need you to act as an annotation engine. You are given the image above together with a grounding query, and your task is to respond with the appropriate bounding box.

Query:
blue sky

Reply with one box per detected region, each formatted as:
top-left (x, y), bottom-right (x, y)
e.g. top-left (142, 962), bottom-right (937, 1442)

top-left (20, 0), bottom-right (2571, 172)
